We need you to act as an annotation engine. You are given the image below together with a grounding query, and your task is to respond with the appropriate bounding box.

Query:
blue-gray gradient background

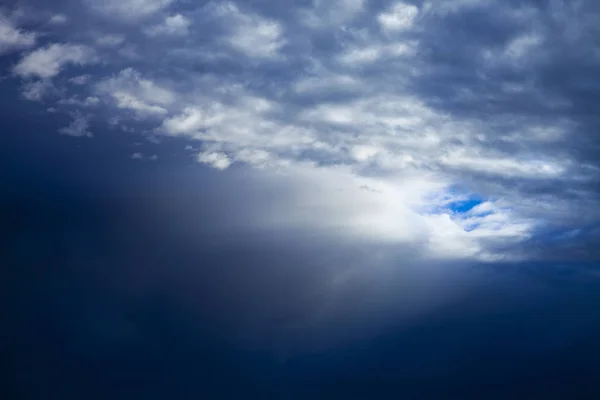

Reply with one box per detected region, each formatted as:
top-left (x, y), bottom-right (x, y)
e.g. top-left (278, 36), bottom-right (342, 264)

top-left (2, 0), bottom-right (600, 398)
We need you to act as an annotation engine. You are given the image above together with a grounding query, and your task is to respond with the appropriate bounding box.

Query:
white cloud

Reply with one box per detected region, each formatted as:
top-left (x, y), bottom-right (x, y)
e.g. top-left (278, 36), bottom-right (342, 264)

top-left (0, 13), bottom-right (36, 55)
top-left (144, 14), bottom-right (191, 37)
top-left (13, 44), bottom-right (97, 78)
top-left (96, 68), bottom-right (175, 116)
top-left (212, 2), bottom-right (285, 59)
top-left (86, 0), bottom-right (174, 19)
top-left (234, 148), bottom-right (271, 167)
top-left (350, 145), bottom-right (380, 162)
top-left (59, 114), bottom-right (93, 137)
top-left (378, 2), bottom-right (419, 32)
top-left (197, 151), bottom-right (232, 170)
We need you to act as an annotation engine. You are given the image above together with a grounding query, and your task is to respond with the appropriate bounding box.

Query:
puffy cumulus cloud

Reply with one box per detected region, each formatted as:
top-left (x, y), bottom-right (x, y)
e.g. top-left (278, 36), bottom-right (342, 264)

top-left (0, 12), bottom-right (36, 54)
top-left (13, 44), bottom-right (97, 79)
top-left (86, 0), bottom-right (174, 19)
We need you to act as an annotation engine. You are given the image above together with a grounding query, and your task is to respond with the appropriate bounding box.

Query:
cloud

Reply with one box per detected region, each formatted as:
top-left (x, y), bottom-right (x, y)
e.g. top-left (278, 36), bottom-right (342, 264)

top-left (299, 0), bottom-right (366, 28)
top-left (21, 80), bottom-right (56, 101)
top-left (144, 14), bottom-right (191, 37)
top-left (131, 152), bottom-right (158, 160)
top-left (58, 96), bottom-right (101, 107)
top-left (86, 0), bottom-right (174, 19)
top-left (68, 75), bottom-right (92, 85)
top-left (377, 2), bottom-right (419, 32)
top-left (211, 2), bottom-right (285, 59)
top-left (197, 151), bottom-right (232, 170)
top-left (95, 34), bottom-right (125, 47)
top-left (2, 0), bottom-right (600, 263)
top-left (0, 13), bottom-right (36, 55)
top-left (96, 68), bottom-right (174, 116)
top-left (49, 14), bottom-right (68, 25)
top-left (58, 113), bottom-right (93, 137)
top-left (13, 44), bottom-right (97, 78)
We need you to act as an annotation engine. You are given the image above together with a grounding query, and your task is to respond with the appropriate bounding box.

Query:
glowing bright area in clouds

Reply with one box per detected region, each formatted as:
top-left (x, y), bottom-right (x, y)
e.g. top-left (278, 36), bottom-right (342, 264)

top-left (226, 163), bottom-right (533, 263)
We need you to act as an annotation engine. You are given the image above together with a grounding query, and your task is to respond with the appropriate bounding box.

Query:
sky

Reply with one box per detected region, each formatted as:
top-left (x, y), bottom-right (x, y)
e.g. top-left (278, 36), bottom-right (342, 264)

top-left (2, 0), bottom-right (600, 398)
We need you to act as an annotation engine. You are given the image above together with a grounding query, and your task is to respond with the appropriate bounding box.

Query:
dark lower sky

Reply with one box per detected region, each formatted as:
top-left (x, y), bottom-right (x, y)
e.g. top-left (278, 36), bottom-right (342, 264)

top-left (3, 110), bottom-right (600, 399)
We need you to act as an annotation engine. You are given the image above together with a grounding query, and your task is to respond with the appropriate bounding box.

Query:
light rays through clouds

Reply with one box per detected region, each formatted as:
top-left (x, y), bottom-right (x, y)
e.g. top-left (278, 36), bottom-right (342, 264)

top-left (2, 0), bottom-right (600, 265)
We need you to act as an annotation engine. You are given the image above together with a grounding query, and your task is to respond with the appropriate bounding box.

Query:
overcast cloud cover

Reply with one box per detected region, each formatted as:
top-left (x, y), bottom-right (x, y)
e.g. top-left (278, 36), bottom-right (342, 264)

top-left (2, 0), bottom-right (600, 397)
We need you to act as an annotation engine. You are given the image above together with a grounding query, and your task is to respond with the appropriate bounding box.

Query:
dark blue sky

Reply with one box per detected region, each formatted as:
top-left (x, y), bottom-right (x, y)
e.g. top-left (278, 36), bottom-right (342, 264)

top-left (2, 0), bottom-right (600, 398)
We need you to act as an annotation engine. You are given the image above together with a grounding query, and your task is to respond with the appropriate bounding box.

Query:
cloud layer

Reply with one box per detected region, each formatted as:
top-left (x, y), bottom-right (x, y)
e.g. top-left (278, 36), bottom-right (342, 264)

top-left (2, 0), bottom-right (600, 263)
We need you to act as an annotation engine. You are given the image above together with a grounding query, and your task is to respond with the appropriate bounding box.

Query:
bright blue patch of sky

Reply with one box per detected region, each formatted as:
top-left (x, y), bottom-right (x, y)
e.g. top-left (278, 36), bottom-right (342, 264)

top-left (447, 197), bottom-right (484, 214)
top-left (442, 184), bottom-right (485, 215)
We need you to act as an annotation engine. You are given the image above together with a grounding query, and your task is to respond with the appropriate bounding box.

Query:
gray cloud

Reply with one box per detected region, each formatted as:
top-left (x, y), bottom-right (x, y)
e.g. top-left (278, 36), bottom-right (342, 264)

top-left (0, 11), bottom-right (36, 55)
top-left (58, 112), bottom-right (93, 137)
